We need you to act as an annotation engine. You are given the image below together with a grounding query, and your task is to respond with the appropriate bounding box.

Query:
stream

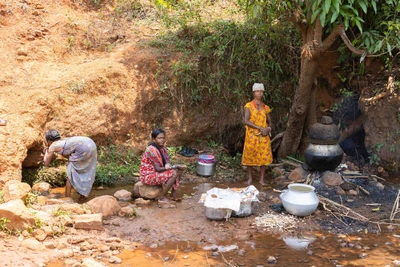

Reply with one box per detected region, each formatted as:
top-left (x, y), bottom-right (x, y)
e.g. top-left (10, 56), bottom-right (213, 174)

top-left (46, 181), bottom-right (400, 267)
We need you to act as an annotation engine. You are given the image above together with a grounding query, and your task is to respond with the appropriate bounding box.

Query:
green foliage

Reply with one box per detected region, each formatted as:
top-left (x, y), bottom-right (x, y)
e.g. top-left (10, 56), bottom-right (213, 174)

top-left (240, 0), bottom-right (399, 61)
top-left (217, 152), bottom-right (243, 170)
top-left (51, 206), bottom-right (72, 217)
top-left (96, 143), bottom-right (140, 186)
top-left (167, 146), bottom-right (181, 156)
top-left (368, 142), bottom-right (385, 165)
top-left (22, 162), bottom-right (67, 187)
top-left (0, 218), bottom-right (11, 234)
top-left (25, 192), bottom-right (40, 208)
top-left (151, 20), bottom-right (299, 109)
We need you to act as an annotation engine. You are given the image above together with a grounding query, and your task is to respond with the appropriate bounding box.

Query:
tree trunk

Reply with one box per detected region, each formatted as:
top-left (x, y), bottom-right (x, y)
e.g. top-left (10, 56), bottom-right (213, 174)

top-left (278, 56), bottom-right (319, 158)
top-left (299, 78), bottom-right (318, 154)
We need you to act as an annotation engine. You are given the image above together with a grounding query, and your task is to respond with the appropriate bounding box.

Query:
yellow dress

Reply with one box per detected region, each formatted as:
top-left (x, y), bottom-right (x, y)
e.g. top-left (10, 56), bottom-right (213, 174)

top-left (241, 100), bottom-right (273, 166)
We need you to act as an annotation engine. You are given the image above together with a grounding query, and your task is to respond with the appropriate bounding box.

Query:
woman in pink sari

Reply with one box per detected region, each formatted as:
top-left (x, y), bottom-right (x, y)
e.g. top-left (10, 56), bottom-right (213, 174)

top-left (139, 129), bottom-right (186, 203)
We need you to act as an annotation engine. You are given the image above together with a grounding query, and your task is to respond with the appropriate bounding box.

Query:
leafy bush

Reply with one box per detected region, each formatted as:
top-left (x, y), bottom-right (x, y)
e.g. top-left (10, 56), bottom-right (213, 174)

top-left (95, 143), bottom-right (141, 186)
top-left (22, 161), bottom-right (68, 187)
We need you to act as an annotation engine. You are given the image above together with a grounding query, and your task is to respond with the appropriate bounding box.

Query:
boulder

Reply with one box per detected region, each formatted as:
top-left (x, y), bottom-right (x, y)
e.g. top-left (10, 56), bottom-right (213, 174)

top-left (72, 213), bottom-right (103, 231)
top-left (0, 199), bottom-right (35, 230)
top-left (31, 182), bottom-right (51, 195)
top-left (2, 180), bottom-right (31, 202)
top-left (133, 181), bottom-right (162, 199)
top-left (321, 171), bottom-right (343, 186)
top-left (114, 189), bottom-right (132, 201)
top-left (288, 167), bottom-right (309, 182)
top-left (86, 195), bottom-right (121, 217)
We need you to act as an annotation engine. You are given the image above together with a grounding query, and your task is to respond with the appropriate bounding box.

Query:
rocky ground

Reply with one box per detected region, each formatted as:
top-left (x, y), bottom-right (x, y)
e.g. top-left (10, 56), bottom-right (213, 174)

top-left (1, 161), bottom-right (400, 267)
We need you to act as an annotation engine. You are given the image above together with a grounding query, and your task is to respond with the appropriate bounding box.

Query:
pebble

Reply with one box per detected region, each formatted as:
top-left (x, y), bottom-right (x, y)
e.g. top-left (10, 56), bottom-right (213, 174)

top-left (359, 253), bottom-right (368, 259)
top-left (237, 249), bottom-right (246, 256)
top-left (267, 256), bottom-right (277, 264)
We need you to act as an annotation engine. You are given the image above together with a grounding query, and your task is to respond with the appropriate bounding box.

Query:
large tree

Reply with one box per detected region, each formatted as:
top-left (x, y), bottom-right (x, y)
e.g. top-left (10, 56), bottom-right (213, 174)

top-left (239, 0), bottom-right (400, 157)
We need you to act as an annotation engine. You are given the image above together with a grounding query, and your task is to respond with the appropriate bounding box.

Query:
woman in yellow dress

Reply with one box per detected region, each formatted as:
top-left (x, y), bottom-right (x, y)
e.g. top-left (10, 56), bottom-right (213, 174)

top-left (242, 83), bottom-right (273, 186)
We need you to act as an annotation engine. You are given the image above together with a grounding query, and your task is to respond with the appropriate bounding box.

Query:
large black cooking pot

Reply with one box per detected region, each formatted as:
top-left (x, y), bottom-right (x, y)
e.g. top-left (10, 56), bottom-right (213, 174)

top-left (304, 116), bottom-right (343, 171)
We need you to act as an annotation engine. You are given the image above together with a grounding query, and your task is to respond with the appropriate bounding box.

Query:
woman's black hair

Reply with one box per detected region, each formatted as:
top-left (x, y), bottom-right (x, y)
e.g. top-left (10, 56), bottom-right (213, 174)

top-left (45, 129), bottom-right (61, 142)
top-left (151, 128), bottom-right (165, 139)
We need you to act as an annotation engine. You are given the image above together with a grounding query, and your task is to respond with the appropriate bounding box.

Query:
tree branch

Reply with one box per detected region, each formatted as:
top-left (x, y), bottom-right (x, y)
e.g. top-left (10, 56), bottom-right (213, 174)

top-left (321, 24), bottom-right (343, 52)
top-left (339, 27), bottom-right (367, 55)
top-left (288, 15), bottom-right (307, 34)
top-left (314, 19), bottom-right (323, 45)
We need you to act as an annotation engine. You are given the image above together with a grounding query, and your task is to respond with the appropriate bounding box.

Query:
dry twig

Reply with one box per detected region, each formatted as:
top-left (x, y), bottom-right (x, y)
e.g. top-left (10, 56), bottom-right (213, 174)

top-left (281, 160), bottom-right (301, 169)
top-left (318, 194), bottom-right (369, 222)
top-left (370, 174), bottom-right (386, 181)
top-left (390, 190), bottom-right (400, 221)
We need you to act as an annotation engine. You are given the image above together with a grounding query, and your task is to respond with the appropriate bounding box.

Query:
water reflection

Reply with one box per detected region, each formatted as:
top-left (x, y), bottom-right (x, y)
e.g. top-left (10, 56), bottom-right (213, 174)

top-left (282, 234), bottom-right (316, 250)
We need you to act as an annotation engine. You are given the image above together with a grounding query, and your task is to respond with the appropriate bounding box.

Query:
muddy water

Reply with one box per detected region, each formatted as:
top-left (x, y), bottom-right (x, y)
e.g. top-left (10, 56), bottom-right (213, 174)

top-left (47, 182), bottom-right (400, 266)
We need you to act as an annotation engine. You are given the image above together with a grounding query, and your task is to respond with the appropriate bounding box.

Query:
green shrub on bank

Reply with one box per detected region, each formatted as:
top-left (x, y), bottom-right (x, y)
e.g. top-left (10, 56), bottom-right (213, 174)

top-left (95, 143), bottom-right (141, 186)
top-left (22, 161), bottom-right (68, 187)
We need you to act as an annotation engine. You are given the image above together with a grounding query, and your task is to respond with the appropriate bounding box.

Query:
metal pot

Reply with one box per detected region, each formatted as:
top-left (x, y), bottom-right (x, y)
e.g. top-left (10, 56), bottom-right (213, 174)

top-left (205, 207), bottom-right (231, 220)
top-left (304, 143), bottom-right (343, 171)
top-left (197, 161), bottom-right (216, 176)
top-left (280, 184), bottom-right (319, 217)
top-left (231, 201), bottom-right (253, 217)
top-left (304, 116), bottom-right (343, 171)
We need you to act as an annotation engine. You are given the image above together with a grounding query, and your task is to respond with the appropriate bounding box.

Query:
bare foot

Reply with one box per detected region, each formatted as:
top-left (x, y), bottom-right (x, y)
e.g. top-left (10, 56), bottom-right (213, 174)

top-left (260, 180), bottom-right (268, 186)
top-left (247, 179), bottom-right (253, 186)
top-left (169, 193), bottom-right (182, 201)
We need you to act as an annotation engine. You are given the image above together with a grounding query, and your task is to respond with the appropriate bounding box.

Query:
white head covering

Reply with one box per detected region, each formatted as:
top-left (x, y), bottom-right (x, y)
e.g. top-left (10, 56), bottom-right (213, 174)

top-left (252, 83), bottom-right (265, 91)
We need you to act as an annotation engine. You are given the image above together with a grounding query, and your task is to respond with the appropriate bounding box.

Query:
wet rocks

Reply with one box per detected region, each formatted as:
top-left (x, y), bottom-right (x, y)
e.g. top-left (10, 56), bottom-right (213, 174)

top-left (86, 195), bottom-right (121, 217)
top-left (132, 181), bottom-right (162, 199)
top-left (114, 189), bottom-right (132, 201)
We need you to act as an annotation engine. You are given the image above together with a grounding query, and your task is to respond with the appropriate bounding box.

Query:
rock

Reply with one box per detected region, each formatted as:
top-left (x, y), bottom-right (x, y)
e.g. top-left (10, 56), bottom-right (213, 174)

top-left (33, 228), bottom-right (47, 241)
top-left (59, 203), bottom-right (88, 214)
top-left (347, 189), bottom-right (358, 196)
top-left (114, 189), bottom-right (132, 201)
top-left (134, 197), bottom-right (151, 205)
top-left (133, 181), bottom-right (162, 199)
top-left (86, 195), bottom-right (121, 217)
top-left (21, 238), bottom-right (45, 250)
top-left (2, 180), bottom-right (32, 202)
top-left (370, 180), bottom-right (385, 190)
top-left (340, 181), bottom-right (357, 191)
top-left (72, 213), bottom-right (103, 231)
top-left (336, 186), bottom-right (346, 195)
top-left (119, 205), bottom-right (136, 217)
top-left (288, 167), bottom-right (309, 182)
top-left (238, 248), bottom-right (246, 256)
top-left (267, 256), bottom-right (277, 264)
top-left (0, 199), bottom-right (35, 230)
top-left (31, 182), bottom-right (51, 195)
top-left (109, 256), bottom-right (122, 264)
top-left (321, 171), bottom-right (342, 186)
top-left (81, 257), bottom-right (108, 266)
top-left (359, 253), bottom-right (368, 258)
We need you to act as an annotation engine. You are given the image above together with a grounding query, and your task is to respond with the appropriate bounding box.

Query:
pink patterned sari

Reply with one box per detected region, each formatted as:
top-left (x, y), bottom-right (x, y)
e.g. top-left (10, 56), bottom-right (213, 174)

top-left (139, 144), bottom-right (179, 190)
